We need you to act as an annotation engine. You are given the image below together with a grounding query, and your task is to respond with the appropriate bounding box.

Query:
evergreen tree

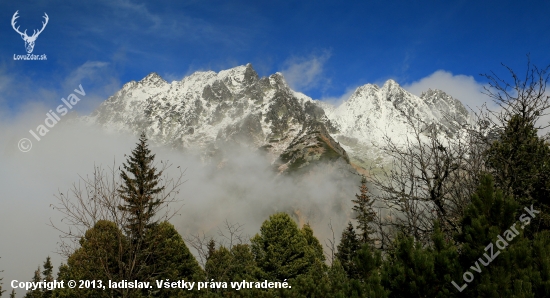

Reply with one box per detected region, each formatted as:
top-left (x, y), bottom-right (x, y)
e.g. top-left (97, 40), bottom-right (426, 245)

top-left (54, 220), bottom-right (123, 298)
top-left (204, 244), bottom-right (263, 297)
top-left (24, 267), bottom-right (43, 298)
top-left (279, 258), bottom-right (331, 298)
top-left (354, 243), bottom-right (388, 298)
top-left (352, 176), bottom-right (377, 245)
top-left (9, 289), bottom-right (15, 298)
top-left (142, 221), bottom-right (204, 297)
top-left (381, 223), bottom-right (460, 298)
top-left (487, 114), bottom-right (550, 232)
top-left (206, 238), bottom-right (216, 260)
top-left (42, 257), bottom-right (54, 298)
top-left (301, 223), bottom-right (325, 262)
top-left (250, 213), bottom-right (319, 281)
top-left (335, 222), bottom-right (361, 278)
top-left (453, 174), bottom-right (549, 297)
top-left (118, 132), bottom-right (165, 241)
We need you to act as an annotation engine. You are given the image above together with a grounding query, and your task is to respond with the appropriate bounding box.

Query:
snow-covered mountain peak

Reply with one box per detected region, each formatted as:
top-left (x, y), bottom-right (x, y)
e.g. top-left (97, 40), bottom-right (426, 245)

top-left (86, 64), bottom-right (472, 171)
top-left (139, 72), bottom-right (167, 87)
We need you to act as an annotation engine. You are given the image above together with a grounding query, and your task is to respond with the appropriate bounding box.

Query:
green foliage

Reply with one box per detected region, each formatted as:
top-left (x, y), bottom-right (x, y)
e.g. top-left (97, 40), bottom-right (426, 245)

top-left (142, 221), bottom-right (204, 297)
top-left (381, 222), bottom-right (460, 298)
top-left (531, 231), bottom-right (550, 296)
top-left (53, 220), bottom-right (203, 298)
top-left (41, 257), bottom-right (54, 298)
top-left (487, 114), bottom-right (550, 231)
top-left (118, 132), bottom-right (165, 241)
top-left (352, 176), bottom-right (377, 244)
top-left (250, 213), bottom-right (321, 281)
top-left (454, 174), bottom-right (550, 297)
top-left (354, 244), bottom-right (388, 298)
top-left (53, 220), bottom-right (122, 298)
top-left (301, 223), bottom-right (325, 262)
top-left (205, 244), bottom-right (258, 283)
top-left (23, 267), bottom-right (43, 298)
top-left (335, 222), bottom-right (361, 278)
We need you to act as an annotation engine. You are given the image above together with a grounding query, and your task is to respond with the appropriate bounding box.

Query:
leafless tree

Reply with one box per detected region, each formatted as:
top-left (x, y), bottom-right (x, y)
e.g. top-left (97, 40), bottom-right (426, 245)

top-left (49, 160), bottom-right (186, 297)
top-left (185, 231), bottom-right (212, 268)
top-left (185, 219), bottom-right (248, 268)
top-left (324, 219), bottom-right (336, 265)
top-left (369, 58), bottom-right (550, 248)
top-left (481, 57), bottom-right (550, 131)
top-left (368, 112), bottom-right (485, 245)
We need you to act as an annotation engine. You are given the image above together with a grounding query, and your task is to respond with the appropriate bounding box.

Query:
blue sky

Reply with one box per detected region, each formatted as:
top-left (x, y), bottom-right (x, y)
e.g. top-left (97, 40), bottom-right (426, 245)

top-left (1, 0), bottom-right (550, 114)
top-left (2, 1), bottom-right (550, 292)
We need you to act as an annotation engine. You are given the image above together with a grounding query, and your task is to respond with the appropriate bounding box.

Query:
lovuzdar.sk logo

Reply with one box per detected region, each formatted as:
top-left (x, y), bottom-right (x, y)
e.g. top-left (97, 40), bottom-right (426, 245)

top-left (11, 10), bottom-right (48, 61)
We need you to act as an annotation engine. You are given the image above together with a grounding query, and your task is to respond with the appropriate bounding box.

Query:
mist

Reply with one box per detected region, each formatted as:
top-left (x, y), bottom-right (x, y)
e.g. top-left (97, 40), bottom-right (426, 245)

top-left (0, 107), bottom-right (361, 294)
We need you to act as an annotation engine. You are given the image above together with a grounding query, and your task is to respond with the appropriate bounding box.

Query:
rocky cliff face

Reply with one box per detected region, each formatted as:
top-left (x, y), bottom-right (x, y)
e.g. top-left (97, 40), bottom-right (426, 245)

top-left (85, 64), bottom-right (469, 173)
top-left (86, 64), bottom-right (348, 173)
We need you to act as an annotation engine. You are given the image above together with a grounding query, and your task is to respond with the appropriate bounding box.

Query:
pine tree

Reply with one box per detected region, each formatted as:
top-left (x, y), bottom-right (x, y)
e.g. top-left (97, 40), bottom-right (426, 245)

top-left (381, 225), bottom-right (458, 298)
top-left (355, 243), bottom-right (388, 298)
top-left (9, 289), bottom-right (15, 298)
top-left (453, 174), bottom-right (544, 297)
top-left (335, 222), bottom-right (361, 278)
top-left (250, 213), bottom-right (317, 281)
top-left (118, 132), bottom-right (165, 242)
top-left (206, 238), bottom-right (216, 260)
top-left (42, 257), bottom-right (54, 298)
top-left (352, 176), bottom-right (377, 245)
top-left (24, 267), bottom-right (43, 298)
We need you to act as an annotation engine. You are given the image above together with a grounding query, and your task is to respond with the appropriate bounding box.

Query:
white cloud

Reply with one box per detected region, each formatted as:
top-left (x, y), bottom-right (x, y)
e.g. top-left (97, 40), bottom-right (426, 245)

top-left (403, 70), bottom-right (491, 111)
top-left (280, 52), bottom-right (331, 92)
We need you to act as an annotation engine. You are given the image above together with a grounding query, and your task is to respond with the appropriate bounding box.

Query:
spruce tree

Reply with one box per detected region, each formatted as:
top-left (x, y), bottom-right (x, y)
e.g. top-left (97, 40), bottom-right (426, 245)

top-left (9, 290), bottom-right (15, 298)
top-left (24, 267), bottom-right (43, 298)
top-left (0, 260), bottom-right (4, 297)
top-left (42, 257), bottom-right (53, 298)
top-left (118, 132), bottom-right (165, 242)
top-left (352, 176), bottom-right (377, 245)
top-left (336, 222), bottom-right (361, 278)
top-left (207, 238), bottom-right (216, 260)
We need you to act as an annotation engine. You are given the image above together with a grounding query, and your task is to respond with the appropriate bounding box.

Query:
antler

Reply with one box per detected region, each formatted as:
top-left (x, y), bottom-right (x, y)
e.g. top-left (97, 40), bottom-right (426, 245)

top-left (32, 13), bottom-right (49, 37)
top-left (11, 10), bottom-right (26, 36)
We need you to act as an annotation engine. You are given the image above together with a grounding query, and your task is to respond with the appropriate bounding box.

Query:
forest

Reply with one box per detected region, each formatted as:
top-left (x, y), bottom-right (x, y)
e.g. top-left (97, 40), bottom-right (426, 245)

top-left (2, 62), bottom-right (550, 298)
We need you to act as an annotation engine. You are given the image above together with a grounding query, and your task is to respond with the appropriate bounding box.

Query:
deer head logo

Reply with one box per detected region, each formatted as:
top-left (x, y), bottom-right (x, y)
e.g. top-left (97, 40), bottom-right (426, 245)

top-left (11, 11), bottom-right (49, 54)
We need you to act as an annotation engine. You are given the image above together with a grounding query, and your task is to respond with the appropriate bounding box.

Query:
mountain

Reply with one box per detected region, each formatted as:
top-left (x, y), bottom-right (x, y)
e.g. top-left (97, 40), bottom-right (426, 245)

top-left (86, 64), bottom-right (344, 172)
top-left (324, 80), bottom-right (469, 167)
top-left (85, 64), bottom-right (469, 173)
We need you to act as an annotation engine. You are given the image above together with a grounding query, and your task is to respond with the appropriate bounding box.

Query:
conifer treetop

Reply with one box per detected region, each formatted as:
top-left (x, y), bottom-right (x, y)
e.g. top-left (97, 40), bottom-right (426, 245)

top-left (118, 132), bottom-right (166, 240)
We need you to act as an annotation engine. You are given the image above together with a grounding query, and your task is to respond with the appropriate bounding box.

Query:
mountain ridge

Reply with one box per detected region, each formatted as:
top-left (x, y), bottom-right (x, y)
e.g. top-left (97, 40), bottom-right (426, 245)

top-left (84, 64), bottom-right (469, 173)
